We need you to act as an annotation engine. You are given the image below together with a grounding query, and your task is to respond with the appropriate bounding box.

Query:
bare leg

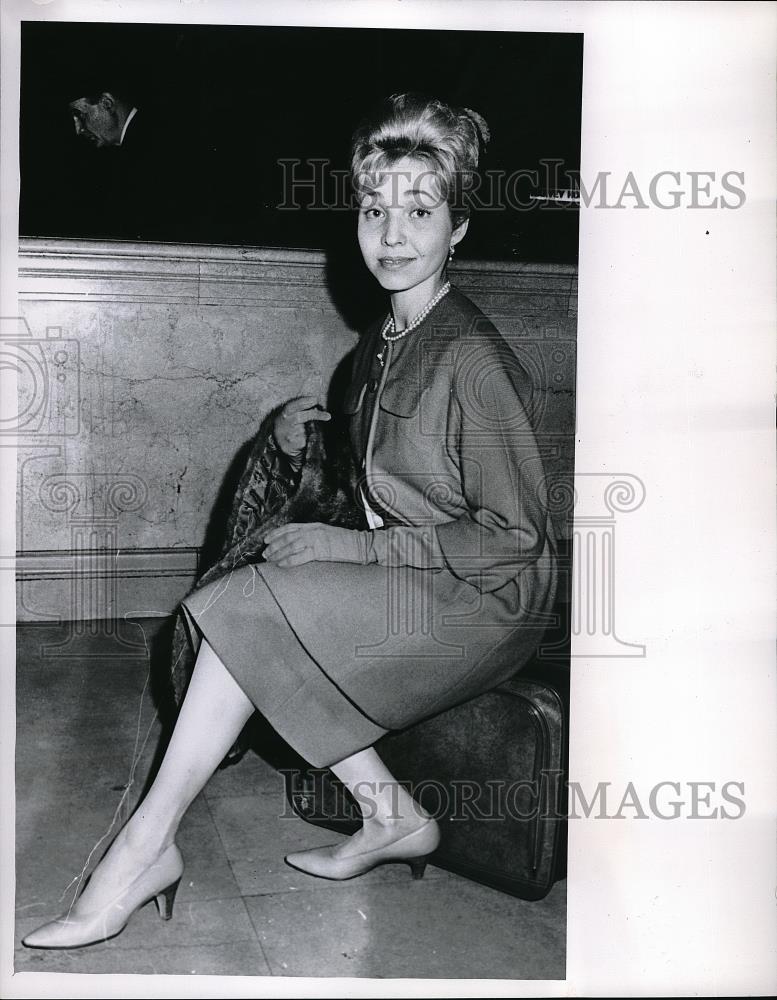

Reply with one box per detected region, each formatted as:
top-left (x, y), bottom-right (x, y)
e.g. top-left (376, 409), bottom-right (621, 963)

top-left (71, 636), bottom-right (254, 909)
top-left (284, 746), bottom-right (439, 878)
top-left (328, 746), bottom-right (436, 858)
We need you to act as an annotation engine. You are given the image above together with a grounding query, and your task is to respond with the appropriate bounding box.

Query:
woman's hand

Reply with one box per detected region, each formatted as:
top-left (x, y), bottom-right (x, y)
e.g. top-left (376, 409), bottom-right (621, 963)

top-left (263, 523), bottom-right (366, 567)
top-left (273, 396), bottom-right (331, 462)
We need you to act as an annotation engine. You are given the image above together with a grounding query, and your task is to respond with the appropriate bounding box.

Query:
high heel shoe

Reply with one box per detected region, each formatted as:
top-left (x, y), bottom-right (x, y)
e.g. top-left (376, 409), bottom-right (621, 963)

top-left (22, 842), bottom-right (184, 950)
top-left (284, 818), bottom-right (440, 881)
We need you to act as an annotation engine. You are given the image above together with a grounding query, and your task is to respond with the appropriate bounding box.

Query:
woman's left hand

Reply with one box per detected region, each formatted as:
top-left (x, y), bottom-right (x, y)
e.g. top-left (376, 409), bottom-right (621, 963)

top-left (263, 523), bottom-right (365, 567)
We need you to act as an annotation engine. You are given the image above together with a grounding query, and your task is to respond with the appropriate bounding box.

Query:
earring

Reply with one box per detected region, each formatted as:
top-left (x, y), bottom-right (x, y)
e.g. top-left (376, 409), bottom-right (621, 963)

top-left (448, 245), bottom-right (456, 263)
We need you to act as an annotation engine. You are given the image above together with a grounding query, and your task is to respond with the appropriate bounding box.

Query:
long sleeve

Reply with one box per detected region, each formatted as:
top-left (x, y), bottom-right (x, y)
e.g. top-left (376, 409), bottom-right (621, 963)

top-left (356, 338), bottom-right (550, 591)
top-left (359, 524), bottom-right (446, 569)
top-left (432, 340), bottom-right (549, 593)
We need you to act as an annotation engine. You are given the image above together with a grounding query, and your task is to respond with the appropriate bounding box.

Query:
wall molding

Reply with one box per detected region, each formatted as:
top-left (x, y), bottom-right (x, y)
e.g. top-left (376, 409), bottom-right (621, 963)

top-left (15, 546), bottom-right (200, 579)
top-left (18, 237), bottom-right (579, 272)
top-left (16, 547), bottom-right (201, 623)
top-left (18, 238), bottom-right (577, 312)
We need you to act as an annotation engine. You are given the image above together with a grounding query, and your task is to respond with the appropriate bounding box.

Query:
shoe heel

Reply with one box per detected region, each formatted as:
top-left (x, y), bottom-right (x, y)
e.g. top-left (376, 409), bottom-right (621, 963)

top-left (408, 856), bottom-right (430, 880)
top-left (154, 878), bottom-right (181, 921)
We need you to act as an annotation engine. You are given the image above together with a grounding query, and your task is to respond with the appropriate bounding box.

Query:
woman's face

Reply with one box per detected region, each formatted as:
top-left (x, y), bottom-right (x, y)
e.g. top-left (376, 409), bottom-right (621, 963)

top-left (357, 155), bottom-right (467, 299)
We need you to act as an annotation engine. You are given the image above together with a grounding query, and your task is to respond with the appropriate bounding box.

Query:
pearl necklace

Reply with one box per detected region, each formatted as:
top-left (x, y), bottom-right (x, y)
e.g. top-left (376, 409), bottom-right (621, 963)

top-left (376, 281), bottom-right (451, 367)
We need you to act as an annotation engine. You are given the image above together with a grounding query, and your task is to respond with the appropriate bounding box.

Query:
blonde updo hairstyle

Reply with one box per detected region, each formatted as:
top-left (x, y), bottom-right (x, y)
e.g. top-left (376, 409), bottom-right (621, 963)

top-left (350, 92), bottom-right (490, 231)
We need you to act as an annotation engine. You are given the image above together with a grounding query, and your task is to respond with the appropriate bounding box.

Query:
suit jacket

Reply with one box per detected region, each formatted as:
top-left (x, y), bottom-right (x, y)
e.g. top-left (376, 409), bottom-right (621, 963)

top-left (347, 285), bottom-right (556, 598)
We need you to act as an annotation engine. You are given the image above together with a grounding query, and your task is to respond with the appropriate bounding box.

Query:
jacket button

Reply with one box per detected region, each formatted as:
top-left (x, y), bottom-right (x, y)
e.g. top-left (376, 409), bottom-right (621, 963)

top-left (368, 378), bottom-right (379, 393)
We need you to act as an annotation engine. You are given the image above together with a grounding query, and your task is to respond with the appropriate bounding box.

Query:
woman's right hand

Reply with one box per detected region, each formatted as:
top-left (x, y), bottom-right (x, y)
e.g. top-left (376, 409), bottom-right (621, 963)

top-left (273, 395), bottom-right (331, 461)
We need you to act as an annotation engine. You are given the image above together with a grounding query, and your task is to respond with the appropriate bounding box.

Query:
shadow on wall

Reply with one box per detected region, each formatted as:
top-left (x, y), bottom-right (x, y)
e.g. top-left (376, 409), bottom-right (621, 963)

top-left (323, 222), bottom-right (388, 334)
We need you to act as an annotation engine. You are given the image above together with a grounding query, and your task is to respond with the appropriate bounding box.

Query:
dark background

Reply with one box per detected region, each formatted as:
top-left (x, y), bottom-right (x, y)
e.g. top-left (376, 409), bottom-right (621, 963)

top-left (20, 21), bottom-right (582, 262)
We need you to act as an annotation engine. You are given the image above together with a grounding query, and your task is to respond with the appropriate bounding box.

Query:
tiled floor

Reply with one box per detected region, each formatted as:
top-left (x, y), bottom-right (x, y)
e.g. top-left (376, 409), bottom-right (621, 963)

top-left (14, 618), bottom-right (566, 980)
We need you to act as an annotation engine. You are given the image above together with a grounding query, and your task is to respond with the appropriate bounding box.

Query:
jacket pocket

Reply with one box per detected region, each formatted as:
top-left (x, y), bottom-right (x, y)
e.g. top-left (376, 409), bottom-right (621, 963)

top-left (378, 375), bottom-right (424, 417)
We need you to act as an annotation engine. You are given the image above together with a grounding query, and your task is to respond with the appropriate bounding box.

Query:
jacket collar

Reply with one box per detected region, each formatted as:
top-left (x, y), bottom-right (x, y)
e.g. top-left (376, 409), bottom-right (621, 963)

top-left (375, 286), bottom-right (482, 416)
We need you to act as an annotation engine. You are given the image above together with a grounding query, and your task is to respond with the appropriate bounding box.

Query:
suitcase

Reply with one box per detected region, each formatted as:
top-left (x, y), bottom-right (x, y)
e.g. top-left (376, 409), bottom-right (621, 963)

top-left (284, 598), bottom-right (570, 901)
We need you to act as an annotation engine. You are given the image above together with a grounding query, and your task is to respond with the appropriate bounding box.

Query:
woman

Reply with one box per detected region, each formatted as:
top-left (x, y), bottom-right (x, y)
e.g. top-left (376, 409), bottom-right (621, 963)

top-left (23, 93), bottom-right (557, 949)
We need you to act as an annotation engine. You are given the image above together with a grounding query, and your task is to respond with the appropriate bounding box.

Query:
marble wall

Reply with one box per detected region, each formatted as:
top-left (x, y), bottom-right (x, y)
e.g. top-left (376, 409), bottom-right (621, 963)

top-left (14, 239), bottom-right (576, 622)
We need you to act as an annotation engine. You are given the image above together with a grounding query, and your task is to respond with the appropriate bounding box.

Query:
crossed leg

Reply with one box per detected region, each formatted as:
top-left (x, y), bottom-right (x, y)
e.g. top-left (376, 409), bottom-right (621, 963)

top-left (40, 636), bottom-right (431, 925)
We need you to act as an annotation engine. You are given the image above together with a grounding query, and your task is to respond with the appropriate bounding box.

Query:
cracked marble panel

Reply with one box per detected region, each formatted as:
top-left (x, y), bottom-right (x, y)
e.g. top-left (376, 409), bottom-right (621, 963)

top-left (17, 299), bottom-right (358, 556)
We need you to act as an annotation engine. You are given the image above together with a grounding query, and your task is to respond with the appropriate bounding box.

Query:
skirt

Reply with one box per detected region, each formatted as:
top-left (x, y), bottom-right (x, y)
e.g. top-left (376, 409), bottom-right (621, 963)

top-left (180, 545), bottom-right (556, 769)
top-left (180, 563), bottom-right (388, 768)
